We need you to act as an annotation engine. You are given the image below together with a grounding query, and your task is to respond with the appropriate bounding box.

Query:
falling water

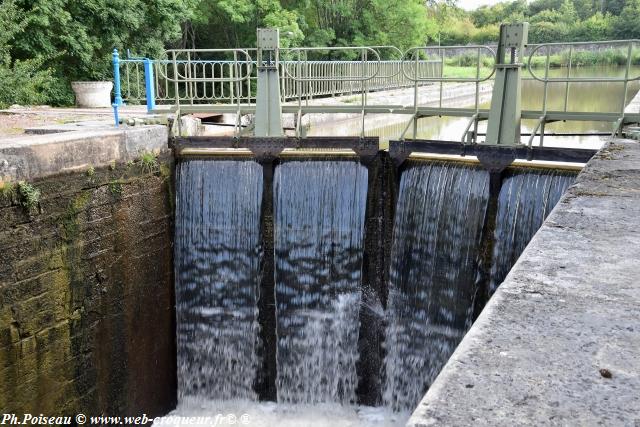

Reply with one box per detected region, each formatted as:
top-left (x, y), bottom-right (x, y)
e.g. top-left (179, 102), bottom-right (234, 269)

top-left (170, 156), bottom-right (575, 422)
top-left (174, 160), bottom-right (264, 401)
top-left (383, 161), bottom-right (490, 411)
top-left (274, 161), bottom-right (368, 405)
top-left (489, 168), bottom-right (576, 294)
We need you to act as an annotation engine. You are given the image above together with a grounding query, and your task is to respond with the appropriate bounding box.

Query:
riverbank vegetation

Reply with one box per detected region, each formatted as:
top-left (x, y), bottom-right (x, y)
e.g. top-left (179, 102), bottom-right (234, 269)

top-left (1, 0), bottom-right (640, 107)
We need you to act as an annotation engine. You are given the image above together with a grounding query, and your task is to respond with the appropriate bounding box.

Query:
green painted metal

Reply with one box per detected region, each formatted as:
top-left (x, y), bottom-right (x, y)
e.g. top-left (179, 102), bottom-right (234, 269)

top-left (485, 23), bottom-right (528, 146)
top-left (255, 28), bottom-right (284, 137)
top-left (124, 26), bottom-right (640, 142)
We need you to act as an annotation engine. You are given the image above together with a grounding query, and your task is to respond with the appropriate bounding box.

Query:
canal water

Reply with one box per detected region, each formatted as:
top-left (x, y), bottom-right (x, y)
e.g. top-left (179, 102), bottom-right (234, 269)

top-left (307, 66), bottom-right (640, 149)
top-left (174, 160), bottom-right (264, 401)
top-left (274, 161), bottom-right (368, 405)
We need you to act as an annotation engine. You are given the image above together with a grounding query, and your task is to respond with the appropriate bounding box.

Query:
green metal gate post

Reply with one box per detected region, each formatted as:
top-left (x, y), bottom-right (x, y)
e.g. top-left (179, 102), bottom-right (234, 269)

top-left (485, 23), bottom-right (529, 146)
top-left (255, 28), bottom-right (284, 137)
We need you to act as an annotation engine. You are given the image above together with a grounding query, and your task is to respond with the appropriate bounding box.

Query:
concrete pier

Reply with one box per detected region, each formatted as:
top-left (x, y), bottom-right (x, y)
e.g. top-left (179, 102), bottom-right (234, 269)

top-left (0, 126), bottom-right (167, 180)
top-left (407, 139), bottom-right (640, 426)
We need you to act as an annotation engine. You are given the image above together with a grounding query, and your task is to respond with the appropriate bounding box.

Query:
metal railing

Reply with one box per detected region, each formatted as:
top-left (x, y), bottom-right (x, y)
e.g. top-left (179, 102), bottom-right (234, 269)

top-left (524, 40), bottom-right (640, 146)
top-left (113, 39), bottom-right (640, 143)
top-left (115, 50), bottom-right (443, 109)
top-left (399, 45), bottom-right (496, 141)
top-left (279, 60), bottom-right (441, 99)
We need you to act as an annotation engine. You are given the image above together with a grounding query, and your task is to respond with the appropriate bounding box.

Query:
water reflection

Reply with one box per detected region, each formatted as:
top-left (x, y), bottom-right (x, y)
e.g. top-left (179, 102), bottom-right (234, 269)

top-left (307, 66), bottom-right (640, 149)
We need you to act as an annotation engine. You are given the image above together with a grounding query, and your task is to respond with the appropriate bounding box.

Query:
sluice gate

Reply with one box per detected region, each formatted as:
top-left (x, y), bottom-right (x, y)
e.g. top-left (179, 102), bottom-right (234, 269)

top-left (172, 133), bottom-right (581, 414)
top-left (165, 20), bottom-right (633, 425)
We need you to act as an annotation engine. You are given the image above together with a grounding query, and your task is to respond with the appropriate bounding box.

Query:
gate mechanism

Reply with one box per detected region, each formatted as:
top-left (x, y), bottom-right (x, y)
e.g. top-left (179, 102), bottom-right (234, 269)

top-left (114, 24), bottom-right (640, 168)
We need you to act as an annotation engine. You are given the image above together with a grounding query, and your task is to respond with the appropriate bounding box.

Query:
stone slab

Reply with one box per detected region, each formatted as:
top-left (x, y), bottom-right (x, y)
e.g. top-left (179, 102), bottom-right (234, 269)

top-left (0, 125), bottom-right (168, 181)
top-left (407, 139), bottom-right (640, 427)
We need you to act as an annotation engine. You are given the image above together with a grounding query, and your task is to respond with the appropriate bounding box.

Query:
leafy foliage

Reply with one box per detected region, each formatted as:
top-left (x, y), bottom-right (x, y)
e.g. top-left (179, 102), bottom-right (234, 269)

top-left (3, 0), bottom-right (196, 106)
top-left (0, 0), bottom-right (55, 107)
top-left (2, 0), bottom-right (640, 108)
top-left (16, 181), bottom-right (41, 214)
top-left (466, 0), bottom-right (640, 44)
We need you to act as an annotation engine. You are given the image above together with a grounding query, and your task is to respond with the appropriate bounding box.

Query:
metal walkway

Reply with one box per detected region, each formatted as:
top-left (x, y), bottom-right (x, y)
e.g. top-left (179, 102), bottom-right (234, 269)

top-left (112, 24), bottom-right (640, 156)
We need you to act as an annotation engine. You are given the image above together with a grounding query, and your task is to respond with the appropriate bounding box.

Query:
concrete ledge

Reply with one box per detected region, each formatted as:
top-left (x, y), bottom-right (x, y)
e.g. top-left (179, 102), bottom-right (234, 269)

top-left (0, 125), bottom-right (168, 181)
top-left (408, 139), bottom-right (640, 426)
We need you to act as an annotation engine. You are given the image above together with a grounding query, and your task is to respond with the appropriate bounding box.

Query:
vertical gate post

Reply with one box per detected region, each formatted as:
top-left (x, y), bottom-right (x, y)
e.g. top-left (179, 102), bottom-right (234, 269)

top-left (485, 23), bottom-right (528, 146)
top-left (255, 28), bottom-right (284, 137)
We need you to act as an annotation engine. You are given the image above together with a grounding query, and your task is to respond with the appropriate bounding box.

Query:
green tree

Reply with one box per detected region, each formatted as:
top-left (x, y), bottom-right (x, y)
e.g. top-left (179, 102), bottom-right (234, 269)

top-left (557, 0), bottom-right (579, 24)
top-left (355, 0), bottom-right (436, 50)
top-left (190, 0), bottom-right (303, 49)
top-left (0, 0), bottom-right (54, 107)
top-left (528, 0), bottom-right (565, 15)
top-left (600, 0), bottom-right (627, 15)
top-left (611, 0), bottom-right (640, 38)
top-left (569, 12), bottom-right (612, 40)
top-left (529, 21), bottom-right (571, 42)
top-left (8, 0), bottom-right (197, 105)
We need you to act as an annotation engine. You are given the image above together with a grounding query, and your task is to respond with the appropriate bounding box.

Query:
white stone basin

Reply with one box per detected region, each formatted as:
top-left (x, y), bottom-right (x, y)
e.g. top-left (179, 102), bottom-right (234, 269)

top-left (71, 81), bottom-right (113, 108)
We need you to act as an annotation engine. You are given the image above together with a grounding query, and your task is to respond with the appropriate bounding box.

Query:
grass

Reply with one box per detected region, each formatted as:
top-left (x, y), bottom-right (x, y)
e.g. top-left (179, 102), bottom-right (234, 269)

top-left (527, 49), bottom-right (640, 69)
top-left (139, 151), bottom-right (159, 174)
top-left (441, 65), bottom-right (494, 79)
top-left (0, 181), bottom-right (15, 201)
top-left (16, 181), bottom-right (40, 214)
top-left (441, 49), bottom-right (640, 79)
top-left (108, 180), bottom-right (123, 197)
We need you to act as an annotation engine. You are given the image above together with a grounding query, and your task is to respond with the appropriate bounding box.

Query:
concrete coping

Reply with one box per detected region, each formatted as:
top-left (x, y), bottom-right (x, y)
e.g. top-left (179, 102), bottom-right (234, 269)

top-left (0, 125), bottom-right (168, 181)
top-left (407, 139), bottom-right (640, 426)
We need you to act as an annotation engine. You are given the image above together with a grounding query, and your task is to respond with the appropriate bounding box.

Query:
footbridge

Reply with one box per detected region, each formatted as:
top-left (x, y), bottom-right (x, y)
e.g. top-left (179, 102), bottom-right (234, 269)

top-left (114, 23), bottom-right (640, 170)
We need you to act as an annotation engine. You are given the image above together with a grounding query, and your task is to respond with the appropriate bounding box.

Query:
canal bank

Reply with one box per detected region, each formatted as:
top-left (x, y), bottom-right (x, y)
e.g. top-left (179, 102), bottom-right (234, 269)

top-left (0, 126), bottom-right (176, 415)
top-left (407, 139), bottom-right (640, 426)
top-left (1, 122), bottom-right (639, 425)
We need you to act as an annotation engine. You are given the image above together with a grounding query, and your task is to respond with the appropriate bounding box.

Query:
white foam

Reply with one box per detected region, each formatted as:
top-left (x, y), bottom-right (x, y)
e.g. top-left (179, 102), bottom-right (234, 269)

top-left (157, 399), bottom-right (409, 427)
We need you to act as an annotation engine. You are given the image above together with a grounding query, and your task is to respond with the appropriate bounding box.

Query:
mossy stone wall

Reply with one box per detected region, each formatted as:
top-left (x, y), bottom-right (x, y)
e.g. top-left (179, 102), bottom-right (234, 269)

top-left (0, 157), bottom-right (175, 415)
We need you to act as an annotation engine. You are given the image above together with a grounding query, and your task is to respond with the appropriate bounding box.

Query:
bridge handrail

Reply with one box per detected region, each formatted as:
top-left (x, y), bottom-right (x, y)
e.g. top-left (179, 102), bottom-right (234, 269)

top-left (280, 47), bottom-right (383, 82)
top-left (161, 48), bottom-right (254, 83)
top-left (527, 40), bottom-right (640, 83)
top-left (360, 46), bottom-right (405, 79)
top-left (401, 45), bottom-right (497, 82)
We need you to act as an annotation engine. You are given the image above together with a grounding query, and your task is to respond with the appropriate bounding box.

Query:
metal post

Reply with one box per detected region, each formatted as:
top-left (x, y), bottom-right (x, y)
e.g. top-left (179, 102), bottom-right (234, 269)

top-left (112, 49), bottom-right (123, 127)
top-left (563, 45), bottom-right (573, 112)
top-left (485, 22), bottom-right (529, 146)
top-left (255, 28), bottom-right (284, 137)
top-left (439, 48), bottom-right (444, 108)
top-left (171, 51), bottom-right (181, 136)
top-left (144, 58), bottom-right (156, 112)
top-left (413, 50), bottom-right (419, 139)
top-left (539, 46), bottom-right (550, 147)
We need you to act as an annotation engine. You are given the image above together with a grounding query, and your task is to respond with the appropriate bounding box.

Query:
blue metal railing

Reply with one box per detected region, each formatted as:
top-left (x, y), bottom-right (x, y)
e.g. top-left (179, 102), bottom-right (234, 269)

top-left (112, 49), bottom-right (123, 127)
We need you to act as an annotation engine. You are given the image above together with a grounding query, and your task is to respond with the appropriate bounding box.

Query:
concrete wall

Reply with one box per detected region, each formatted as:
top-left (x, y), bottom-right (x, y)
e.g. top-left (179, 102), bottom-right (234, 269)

top-left (406, 139), bottom-right (640, 426)
top-left (0, 128), bottom-right (175, 415)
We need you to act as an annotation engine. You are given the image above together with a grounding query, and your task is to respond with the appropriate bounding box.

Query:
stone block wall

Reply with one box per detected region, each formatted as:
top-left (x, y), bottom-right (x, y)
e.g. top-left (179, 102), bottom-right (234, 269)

top-left (0, 157), bottom-right (175, 415)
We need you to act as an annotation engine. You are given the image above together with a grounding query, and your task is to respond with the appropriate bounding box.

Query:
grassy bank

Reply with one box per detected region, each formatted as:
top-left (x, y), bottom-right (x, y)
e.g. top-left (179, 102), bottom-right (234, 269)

top-left (527, 49), bottom-right (640, 68)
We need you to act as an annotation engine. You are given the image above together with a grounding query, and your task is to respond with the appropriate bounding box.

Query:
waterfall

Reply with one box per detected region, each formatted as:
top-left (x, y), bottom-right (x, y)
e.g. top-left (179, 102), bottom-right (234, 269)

top-left (174, 160), bottom-right (264, 401)
top-left (170, 155), bottom-right (576, 421)
top-left (489, 168), bottom-right (576, 294)
top-left (274, 161), bottom-right (368, 405)
top-left (383, 161), bottom-right (490, 411)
